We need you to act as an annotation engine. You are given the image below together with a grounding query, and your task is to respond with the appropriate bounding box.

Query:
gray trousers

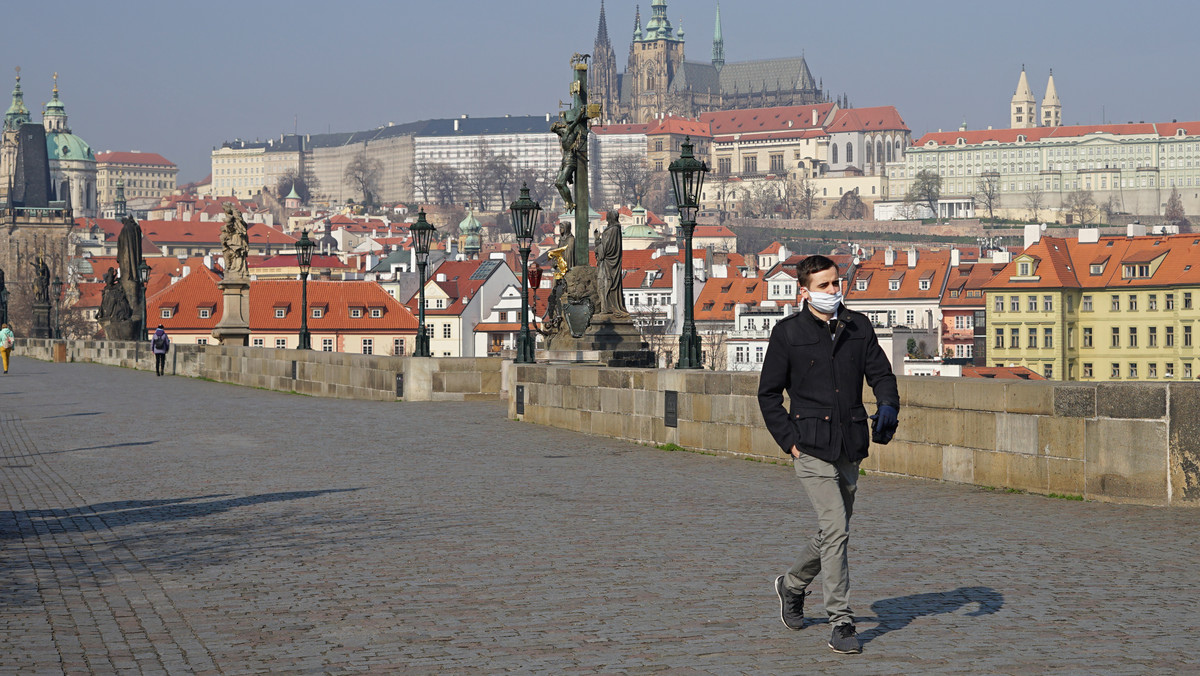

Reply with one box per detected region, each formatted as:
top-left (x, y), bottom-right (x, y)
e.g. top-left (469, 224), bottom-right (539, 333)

top-left (784, 450), bottom-right (859, 627)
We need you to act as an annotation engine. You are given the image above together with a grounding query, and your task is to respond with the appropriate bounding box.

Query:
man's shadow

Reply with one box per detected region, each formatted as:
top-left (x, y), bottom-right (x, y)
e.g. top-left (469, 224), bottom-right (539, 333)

top-left (856, 586), bottom-right (1003, 645)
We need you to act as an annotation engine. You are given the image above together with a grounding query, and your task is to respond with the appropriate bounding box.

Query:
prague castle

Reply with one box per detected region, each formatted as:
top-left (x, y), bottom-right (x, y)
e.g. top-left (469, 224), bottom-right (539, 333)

top-left (589, 1), bottom-right (827, 124)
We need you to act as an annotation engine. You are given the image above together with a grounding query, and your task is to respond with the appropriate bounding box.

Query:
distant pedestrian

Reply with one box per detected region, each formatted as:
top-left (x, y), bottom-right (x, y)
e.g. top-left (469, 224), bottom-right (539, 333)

top-left (758, 255), bottom-right (900, 655)
top-left (151, 324), bottom-right (171, 376)
top-left (0, 322), bottom-right (13, 374)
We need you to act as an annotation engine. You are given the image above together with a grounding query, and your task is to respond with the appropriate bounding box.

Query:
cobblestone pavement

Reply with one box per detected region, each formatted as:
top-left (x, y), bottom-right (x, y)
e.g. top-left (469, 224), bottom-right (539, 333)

top-left (2, 356), bottom-right (1200, 674)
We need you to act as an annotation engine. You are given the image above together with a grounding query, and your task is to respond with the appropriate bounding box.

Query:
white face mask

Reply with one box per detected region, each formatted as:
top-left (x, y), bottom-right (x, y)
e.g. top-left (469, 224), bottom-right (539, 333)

top-left (804, 287), bottom-right (843, 314)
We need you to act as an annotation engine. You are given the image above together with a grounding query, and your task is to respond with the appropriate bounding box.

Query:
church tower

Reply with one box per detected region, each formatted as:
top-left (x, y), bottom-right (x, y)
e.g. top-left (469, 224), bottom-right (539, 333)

top-left (0, 68), bottom-right (31, 202)
top-left (1010, 66), bottom-right (1036, 129)
top-left (628, 0), bottom-right (685, 123)
top-left (1041, 69), bottom-right (1061, 127)
top-left (590, 0), bottom-right (619, 124)
top-left (712, 1), bottom-right (725, 72)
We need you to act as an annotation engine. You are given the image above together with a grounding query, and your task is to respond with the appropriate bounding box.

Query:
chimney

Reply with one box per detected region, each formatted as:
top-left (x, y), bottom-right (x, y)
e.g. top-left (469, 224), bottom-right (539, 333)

top-left (1078, 227), bottom-right (1100, 244)
top-left (454, 119), bottom-right (459, 131)
top-left (436, 272), bottom-right (447, 282)
top-left (907, 246), bottom-right (918, 268)
top-left (884, 246), bottom-right (896, 266)
top-left (950, 248), bottom-right (960, 267)
top-left (1023, 223), bottom-right (1044, 249)
top-left (812, 109), bottom-right (818, 126)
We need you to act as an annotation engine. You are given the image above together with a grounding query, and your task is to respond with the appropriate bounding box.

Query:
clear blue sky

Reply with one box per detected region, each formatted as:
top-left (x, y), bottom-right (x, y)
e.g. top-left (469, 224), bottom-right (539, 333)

top-left (4, 0), bottom-right (1198, 183)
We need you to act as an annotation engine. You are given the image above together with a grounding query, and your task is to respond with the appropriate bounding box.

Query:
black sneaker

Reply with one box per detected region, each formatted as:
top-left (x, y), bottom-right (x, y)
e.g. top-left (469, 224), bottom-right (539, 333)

top-left (828, 623), bottom-right (861, 654)
top-left (774, 575), bottom-right (808, 630)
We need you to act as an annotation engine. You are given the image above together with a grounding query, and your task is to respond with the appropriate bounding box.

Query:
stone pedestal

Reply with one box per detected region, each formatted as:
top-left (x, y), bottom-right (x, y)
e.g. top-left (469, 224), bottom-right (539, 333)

top-left (540, 316), bottom-right (655, 367)
top-left (31, 303), bottom-right (52, 339)
top-left (212, 278), bottom-right (251, 346)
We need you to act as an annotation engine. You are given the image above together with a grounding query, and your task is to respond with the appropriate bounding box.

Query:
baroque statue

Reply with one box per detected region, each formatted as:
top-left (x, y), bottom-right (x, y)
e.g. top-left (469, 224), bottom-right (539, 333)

top-left (221, 204), bottom-right (250, 279)
top-left (31, 255), bottom-right (51, 304)
top-left (595, 211), bottom-right (628, 317)
top-left (97, 267), bottom-right (131, 322)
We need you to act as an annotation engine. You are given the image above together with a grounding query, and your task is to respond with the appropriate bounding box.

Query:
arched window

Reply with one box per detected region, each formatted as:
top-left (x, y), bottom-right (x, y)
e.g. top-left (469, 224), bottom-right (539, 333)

top-left (846, 142), bottom-right (853, 164)
top-left (877, 140), bottom-right (884, 164)
top-left (886, 140), bottom-right (893, 163)
top-left (832, 144), bottom-right (838, 164)
top-left (59, 180), bottom-right (69, 202)
top-left (867, 141), bottom-right (874, 164)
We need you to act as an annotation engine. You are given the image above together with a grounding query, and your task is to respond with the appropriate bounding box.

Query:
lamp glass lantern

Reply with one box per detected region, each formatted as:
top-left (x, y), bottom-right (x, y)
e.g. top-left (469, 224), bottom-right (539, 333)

top-left (409, 210), bottom-right (437, 357)
top-left (296, 230), bottom-right (315, 349)
top-left (296, 230), bottom-right (315, 274)
top-left (137, 260), bottom-right (152, 342)
top-left (508, 184), bottom-right (541, 364)
top-left (668, 136), bottom-right (708, 224)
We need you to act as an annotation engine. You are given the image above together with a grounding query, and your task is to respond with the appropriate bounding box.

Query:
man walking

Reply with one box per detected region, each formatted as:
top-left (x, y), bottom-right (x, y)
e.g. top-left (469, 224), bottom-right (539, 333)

top-left (758, 255), bottom-right (899, 654)
top-left (151, 324), bottom-right (171, 376)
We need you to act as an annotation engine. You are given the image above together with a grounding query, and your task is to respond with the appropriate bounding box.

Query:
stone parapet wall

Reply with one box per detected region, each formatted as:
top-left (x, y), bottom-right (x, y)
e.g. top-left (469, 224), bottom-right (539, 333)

top-left (508, 365), bottom-right (1200, 507)
top-left (13, 339), bottom-right (502, 402)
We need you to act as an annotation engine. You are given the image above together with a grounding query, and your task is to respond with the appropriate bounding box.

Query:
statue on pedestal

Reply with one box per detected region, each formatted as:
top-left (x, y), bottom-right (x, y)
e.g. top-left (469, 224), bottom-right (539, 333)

top-left (30, 255), bottom-right (50, 304)
top-left (221, 204), bottom-right (250, 279)
top-left (596, 211), bottom-right (628, 317)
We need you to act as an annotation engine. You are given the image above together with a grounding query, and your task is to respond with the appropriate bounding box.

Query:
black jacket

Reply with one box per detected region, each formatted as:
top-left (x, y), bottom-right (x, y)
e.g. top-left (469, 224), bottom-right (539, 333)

top-left (757, 305), bottom-right (900, 462)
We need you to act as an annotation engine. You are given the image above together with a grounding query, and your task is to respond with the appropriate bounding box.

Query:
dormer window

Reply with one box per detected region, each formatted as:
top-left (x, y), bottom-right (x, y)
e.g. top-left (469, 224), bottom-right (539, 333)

top-left (370, 308), bottom-right (383, 318)
top-left (1019, 262), bottom-right (1031, 276)
top-left (161, 308), bottom-right (173, 319)
top-left (919, 279), bottom-right (931, 291)
top-left (275, 308), bottom-right (286, 319)
top-left (350, 307), bottom-right (363, 318)
top-left (889, 279), bottom-right (900, 291)
top-left (1090, 264), bottom-right (1103, 274)
top-left (199, 307), bottom-right (211, 319)
top-left (856, 280), bottom-right (868, 291)
top-left (312, 307), bottom-right (323, 319)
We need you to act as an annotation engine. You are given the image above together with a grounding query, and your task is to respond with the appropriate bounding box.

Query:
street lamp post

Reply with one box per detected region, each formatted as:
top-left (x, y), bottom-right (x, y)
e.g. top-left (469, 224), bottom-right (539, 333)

top-left (296, 230), bottom-right (315, 349)
top-left (51, 277), bottom-right (63, 339)
top-left (410, 209), bottom-right (437, 357)
top-left (508, 184), bottom-right (542, 364)
top-left (0, 287), bottom-right (8, 327)
top-left (668, 136), bottom-right (708, 369)
top-left (137, 260), bottom-right (151, 341)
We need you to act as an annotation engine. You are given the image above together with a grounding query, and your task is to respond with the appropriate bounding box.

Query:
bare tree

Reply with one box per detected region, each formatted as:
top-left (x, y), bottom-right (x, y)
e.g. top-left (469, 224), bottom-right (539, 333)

top-left (425, 162), bottom-right (462, 206)
top-left (492, 153), bottom-right (517, 211)
top-left (463, 140), bottom-right (497, 210)
top-left (830, 190), bottom-right (866, 220)
top-left (701, 331), bottom-right (728, 370)
top-left (276, 169), bottom-right (319, 205)
top-left (1064, 189), bottom-right (1098, 225)
top-left (974, 172), bottom-right (1001, 220)
top-left (1024, 183), bottom-right (1045, 222)
top-left (906, 169), bottom-right (941, 219)
top-left (1165, 187), bottom-right (1189, 227)
top-left (605, 152), bottom-right (652, 206)
top-left (744, 181), bottom-right (784, 218)
top-left (344, 150), bottom-right (383, 206)
top-left (512, 167), bottom-right (553, 207)
top-left (1100, 195), bottom-right (1122, 224)
top-left (410, 163), bottom-right (434, 204)
top-left (793, 174), bottom-right (818, 220)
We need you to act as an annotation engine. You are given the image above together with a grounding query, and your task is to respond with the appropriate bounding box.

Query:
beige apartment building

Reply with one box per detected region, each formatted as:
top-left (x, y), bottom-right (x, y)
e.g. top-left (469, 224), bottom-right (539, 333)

top-left (96, 151), bottom-right (177, 208)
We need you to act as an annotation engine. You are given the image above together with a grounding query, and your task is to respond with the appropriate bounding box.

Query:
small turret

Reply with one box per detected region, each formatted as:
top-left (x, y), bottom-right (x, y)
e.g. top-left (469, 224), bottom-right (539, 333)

top-left (4, 67), bottom-right (31, 132)
top-left (1011, 65), bottom-right (1036, 129)
top-left (1041, 69), bottom-right (1061, 128)
top-left (712, 1), bottom-right (725, 71)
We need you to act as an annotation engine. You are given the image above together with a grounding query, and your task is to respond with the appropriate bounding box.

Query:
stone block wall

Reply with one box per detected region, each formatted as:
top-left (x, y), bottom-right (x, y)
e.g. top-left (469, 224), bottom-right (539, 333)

top-left (509, 365), bottom-right (1200, 507)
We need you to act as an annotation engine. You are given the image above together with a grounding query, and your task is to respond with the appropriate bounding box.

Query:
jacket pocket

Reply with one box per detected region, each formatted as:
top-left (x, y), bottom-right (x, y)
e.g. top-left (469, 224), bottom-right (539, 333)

top-left (791, 408), bottom-right (832, 454)
top-left (846, 405), bottom-right (870, 456)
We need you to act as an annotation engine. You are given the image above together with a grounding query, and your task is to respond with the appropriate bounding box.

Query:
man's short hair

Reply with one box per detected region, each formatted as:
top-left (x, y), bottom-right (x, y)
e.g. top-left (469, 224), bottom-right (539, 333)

top-left (796, 255), bottom-right (839, 287)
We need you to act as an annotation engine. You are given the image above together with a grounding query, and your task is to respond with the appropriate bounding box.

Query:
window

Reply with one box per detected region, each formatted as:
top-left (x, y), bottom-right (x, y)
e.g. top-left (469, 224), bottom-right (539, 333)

top-left (906, 310), bottom-right (915, 325)
top-left (994, 296), bottom-right (1004, 313)
top-left (846, 142), bottom-right (853, 164)
top-left (1187, 363), bottom-right (1194, 379)
top-left (1067, 296), bottom-right (1074, 313)
top-left (161, 308), bottom-right (173, 319)
top-left (995, 328), bottom-right (1004, 348)
top-left (275, 338), bottom-right (286, 348)
top-left (1043, 296), bottom-right (1053, 312)
top-left (424, 323), bottom-right (433, 337)
top-left (743, 156), bottom-right (758, 173)
top-left (1011, 297), bottom-right (1020, 312)
top-left (442, 324), bottom-right (452, 339)
top-left (654, 140), bottom-right (663, 152)
top-left (1111, 327), bottom-right (1121, 348)
top-left (394, 338), bottom-right (405, 356)
top-left (1044, 328), bottom-right (1053, 348)
top-left (1129, 327), bottom-right (1138, 348)
top-left (252, 338), bottom-right (264, 347)
top-left (1019, 262), bottom-right (1031, 276)
top-left (1149, 363), bottom-right (1158, 379)
top-left (1187, 292), bottom-right (1194, 310)
top-left (1167, 326), bottom-right (1176, 347)
top-left (370, 308), bottom-right (383, 319)
top-left (1149, 326), bottom-right (1158, 347)
top-left (1083, 362), bottom-right (1093, 379)
top-left (1028, 295), bottom-right (1037, 312)
top-left (755, 346), bottom-right (765, 362)
top-left (889, 280), bottom-right (900, 291)
top-left (1167, 363), bottom-right (1175, 378)
top-left (1010, 328), bottom-right (1020, 348)
top-left (1128, 295), bottom-right (1138, 311)
top-left (199, 308), bottom-right (211, 319)
top-left (350, 308), bottom-right (363, 318)
top-left (955, 315), bottom-right (973, 329)
top-left (856, 280), bottom-right (868, 291)
top-left (1043, 363), bottom-right (1053, 379)
top-left (718, 157), bottom-right (731, 173)
top-left (275, 308), bottom-right (286, 319)
top-left (312, 307), bottom-right (323, 318)
top-left (362, 338), bottom-right (374, 355)
top-left (1082, 295), bottom-right (1093, 312)
top-left (1111, 295), bottom-right (1120, 311)
top-left (1028, 328), bottom-right (1038, 348)
top-left (197, 338), bottom-right (208, 345)
top-left (1167, 294), bottom-right (1176, 310)
top-left (1111, 363), bottom-right (1121, 379)
top-left (322, 338), bottom-right (333, 352)
top-left (919, 279), bottom-right (931, 291)
top-left (1149, 294), bottom-right (1158, 311)
top-left (1186, 325), bottom-right (1193, 347)
top-left (770, 154), bottom-right (784, 173)
top-left (1129, 363), bottom-right (1138, 379)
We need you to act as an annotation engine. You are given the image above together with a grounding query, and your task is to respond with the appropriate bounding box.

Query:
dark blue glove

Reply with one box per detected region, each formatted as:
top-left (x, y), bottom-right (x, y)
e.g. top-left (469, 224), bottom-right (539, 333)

top-left (871, 405), bottom-right (899, 445)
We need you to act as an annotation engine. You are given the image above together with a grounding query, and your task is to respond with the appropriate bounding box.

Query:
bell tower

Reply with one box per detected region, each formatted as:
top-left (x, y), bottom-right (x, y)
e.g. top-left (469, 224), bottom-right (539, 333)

top-left (1010, 66), bottom-right (1036, 129)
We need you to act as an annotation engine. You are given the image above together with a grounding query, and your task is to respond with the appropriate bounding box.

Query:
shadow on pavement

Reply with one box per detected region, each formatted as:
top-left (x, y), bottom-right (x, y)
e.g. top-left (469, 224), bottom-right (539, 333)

top-left (857, 586), bottom-right (1003, 645)
top-left (1, 489), bottom-right (362, 540)
top-left (39, 411), bottom-right (103, 419)
top-left (37, 440), bottom-right (158, 456)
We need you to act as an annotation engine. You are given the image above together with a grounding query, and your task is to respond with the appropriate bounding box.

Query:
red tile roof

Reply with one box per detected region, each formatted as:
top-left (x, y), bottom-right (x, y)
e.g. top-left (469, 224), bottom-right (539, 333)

top-left (846, 249), bottom-right (951, 301)
top-left (913, 121), bottom-right (1200, 148)
top-left (983, 234), bottom-right (1200, 290)
top-left (646, 116), bottom-right (712, 138)
top-left (95, 151), bottom-right (175, 166)
top-left (693, 225), bottom-right (736, 238)
top-left (701, 103), bottom-right (836, 135)
top-left (827, 106), bottom-right (909, 133)
top-left (961, 366), bottom-right (1047, 380)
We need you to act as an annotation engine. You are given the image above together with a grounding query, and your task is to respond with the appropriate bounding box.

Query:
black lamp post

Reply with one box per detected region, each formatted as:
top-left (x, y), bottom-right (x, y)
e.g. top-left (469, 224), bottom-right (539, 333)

top-left (296, 230), bottom-right (315, 349)
top-left (410, 209), bottom-right (437, 357)
top-left (0, 287), bottom-right (8, 327)
top-left (51, 277), bottom-right (63, 339)
top-left (509, 183), bottom-right (541, 364)
top-left (137, 260), bottom-right (151, 341)
top-left (668, 136), bottom-right (708, 369)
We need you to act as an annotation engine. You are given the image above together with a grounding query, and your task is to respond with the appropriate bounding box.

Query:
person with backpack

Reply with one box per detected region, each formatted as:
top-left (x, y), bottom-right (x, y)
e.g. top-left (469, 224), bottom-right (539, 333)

top-left (151, 324), bottom-right (171, 376)
top-left (0, 323), bottom-right (14, 374)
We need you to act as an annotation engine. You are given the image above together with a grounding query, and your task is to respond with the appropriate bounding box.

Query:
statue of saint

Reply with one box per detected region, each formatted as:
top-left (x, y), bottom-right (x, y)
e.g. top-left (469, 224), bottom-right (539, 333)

top-left (595, 211), bottom-right (628, 317)
top-left (116, 215), bottom-right (144, 289)
top-left (97, 267), bottom-right (131, 321)
top-left (221, 204), bottom-right (250, 279)
top-left (31, 256), bottom-right (51, 304)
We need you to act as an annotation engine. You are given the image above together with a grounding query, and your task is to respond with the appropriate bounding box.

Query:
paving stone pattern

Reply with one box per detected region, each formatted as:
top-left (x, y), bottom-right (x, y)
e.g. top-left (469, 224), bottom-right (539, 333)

top-left (2, 356), bottom-right (1200, 674)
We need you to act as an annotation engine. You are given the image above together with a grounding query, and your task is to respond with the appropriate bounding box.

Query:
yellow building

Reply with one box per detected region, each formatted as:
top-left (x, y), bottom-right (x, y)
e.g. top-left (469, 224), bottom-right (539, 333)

top-left (96, 151), bottom-right (176, 209)
top-left (985, 227), bottom-right (1200, 380)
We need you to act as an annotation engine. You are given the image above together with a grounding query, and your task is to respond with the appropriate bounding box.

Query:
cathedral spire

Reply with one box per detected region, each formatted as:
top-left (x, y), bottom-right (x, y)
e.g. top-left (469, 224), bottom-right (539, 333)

top-left (4, 66), bottom-right (31, 132)
top-left (1011, 65), bottom-right (1036, 129)
top-left (712, 1), bottom-right (725, 71)
top-left (1041, 69), bottom-right (1061, 127)
top-left (633, 5), bottom-right (642, 41)
top-left (43, 72), bottom-right (69, 134)
top-left (596, 0), bottom-right (610, 47)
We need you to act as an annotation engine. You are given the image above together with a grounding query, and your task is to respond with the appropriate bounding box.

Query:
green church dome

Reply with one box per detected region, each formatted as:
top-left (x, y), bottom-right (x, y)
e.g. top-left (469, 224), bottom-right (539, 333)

top-left (47, 131), bottom-right (94, 161)
top-left (623, 223), bottom-right (660, 238)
